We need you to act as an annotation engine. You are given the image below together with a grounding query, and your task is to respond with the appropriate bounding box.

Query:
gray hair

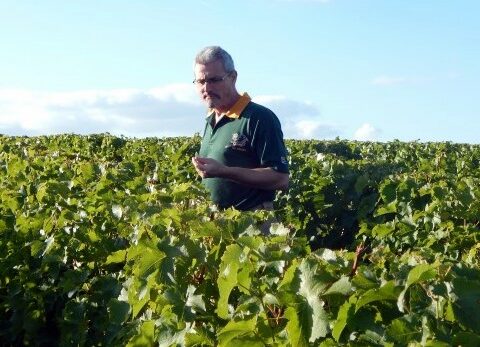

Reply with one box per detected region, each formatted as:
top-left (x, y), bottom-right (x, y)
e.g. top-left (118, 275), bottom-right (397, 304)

top-left (194, 46), bottom-right (235, 72)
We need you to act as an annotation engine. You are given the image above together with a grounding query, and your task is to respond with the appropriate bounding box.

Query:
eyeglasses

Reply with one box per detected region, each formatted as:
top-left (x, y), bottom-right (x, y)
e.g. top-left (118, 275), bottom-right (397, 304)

top-left (193, 73), bottom-right (230, 86)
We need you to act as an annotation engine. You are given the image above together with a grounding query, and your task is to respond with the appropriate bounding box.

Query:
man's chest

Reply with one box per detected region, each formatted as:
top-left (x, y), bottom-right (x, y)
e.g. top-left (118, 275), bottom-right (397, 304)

top-left (200, 119), bottom-right (257, 164)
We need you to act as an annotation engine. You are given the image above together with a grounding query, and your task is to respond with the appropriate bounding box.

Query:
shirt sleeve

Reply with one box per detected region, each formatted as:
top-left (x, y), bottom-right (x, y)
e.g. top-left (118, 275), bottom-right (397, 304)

top-left (250, 108), bottom-right (289, 173)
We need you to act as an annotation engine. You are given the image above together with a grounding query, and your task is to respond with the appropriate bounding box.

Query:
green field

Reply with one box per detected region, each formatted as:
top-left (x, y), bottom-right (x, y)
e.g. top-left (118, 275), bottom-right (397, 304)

top-left (1, 134), bottom-right (479, 346)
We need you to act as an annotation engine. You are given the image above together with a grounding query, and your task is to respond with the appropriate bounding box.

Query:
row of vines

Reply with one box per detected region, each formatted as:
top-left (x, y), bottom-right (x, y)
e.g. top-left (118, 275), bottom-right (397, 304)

top-left (0, 134), bottom-right (479, 346)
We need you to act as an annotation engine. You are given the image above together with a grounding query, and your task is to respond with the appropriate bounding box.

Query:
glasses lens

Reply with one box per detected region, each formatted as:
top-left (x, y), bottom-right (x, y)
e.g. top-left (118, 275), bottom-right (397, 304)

top-left (193, 73), bottom-right (229, 85)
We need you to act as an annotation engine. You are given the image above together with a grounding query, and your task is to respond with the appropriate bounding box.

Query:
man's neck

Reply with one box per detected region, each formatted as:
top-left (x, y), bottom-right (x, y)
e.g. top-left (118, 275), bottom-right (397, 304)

top-left (214, 112), bottom-right (224, 126)
top-left (212, 93), bottom-right (241, 115)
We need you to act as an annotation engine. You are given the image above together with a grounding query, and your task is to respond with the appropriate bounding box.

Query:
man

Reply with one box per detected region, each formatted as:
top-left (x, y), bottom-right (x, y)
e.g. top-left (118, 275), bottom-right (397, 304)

top-left (191, 46), bottom-right (289, 211)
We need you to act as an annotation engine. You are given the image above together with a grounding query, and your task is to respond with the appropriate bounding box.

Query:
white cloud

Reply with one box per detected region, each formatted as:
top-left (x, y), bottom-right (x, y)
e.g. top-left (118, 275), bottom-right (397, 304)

top-left (0, 87), bottom-right (342, 140)
top-left (294, 119), bottom-right (338, 139)
top-left (254, 95), bottom-right (341, 139)
top-left (353, 123), bottom-right (380, 141)
top-left (0, 85), bottom-right (205, 137)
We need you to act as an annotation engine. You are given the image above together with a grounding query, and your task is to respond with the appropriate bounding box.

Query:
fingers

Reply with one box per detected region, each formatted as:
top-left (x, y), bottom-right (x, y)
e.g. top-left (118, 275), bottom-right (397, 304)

top-left (192, 156), bottom-right (208, 178)
top-left (193, 157), bottom-right (211, 165)
top-left (192, 156), bottom-right (224, 178)
top-left (191, 157), bottom-right (202, 176)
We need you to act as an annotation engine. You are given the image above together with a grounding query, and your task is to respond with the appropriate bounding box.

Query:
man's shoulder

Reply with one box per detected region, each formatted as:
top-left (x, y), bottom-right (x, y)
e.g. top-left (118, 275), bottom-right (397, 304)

top-left (241, 101), bottom-right (277, 121)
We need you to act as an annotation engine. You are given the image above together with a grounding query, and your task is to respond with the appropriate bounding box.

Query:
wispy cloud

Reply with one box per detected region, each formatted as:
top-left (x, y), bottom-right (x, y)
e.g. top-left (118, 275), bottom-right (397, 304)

top-left (353, 123), bottom-right (380, 141)
top-left (0, 86), bottom-right (341, 140)
top-left (254, 95), bottom-right (341, 139)
top-left (0, 85), bottom-right (204, 137)
top-left (293, 119), bottom-right (339, 139)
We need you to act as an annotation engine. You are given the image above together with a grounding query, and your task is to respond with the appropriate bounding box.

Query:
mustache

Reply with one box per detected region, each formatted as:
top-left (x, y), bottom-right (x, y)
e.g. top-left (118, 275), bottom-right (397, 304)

top-left (204, 92), bottom-right (220, 99)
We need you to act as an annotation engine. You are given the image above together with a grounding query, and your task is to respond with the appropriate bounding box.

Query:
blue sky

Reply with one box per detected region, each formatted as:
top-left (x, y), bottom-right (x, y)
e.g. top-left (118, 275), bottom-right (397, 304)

top-left (1, 0), bottom-right (478, 143)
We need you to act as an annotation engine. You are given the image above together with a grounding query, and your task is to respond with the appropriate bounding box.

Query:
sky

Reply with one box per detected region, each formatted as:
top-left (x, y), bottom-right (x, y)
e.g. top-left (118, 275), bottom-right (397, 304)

top-left (0, 0), bottom-right (479, 143)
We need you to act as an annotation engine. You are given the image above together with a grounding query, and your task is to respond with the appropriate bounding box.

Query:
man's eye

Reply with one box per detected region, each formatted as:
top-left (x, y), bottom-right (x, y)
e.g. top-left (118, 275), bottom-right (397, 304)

top-left (193, 75), bottom-right (226, 85)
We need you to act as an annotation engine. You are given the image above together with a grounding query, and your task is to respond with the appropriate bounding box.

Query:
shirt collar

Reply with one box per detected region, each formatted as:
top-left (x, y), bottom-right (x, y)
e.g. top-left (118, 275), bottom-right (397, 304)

top-left (206, 92), bottom-right (251, 119)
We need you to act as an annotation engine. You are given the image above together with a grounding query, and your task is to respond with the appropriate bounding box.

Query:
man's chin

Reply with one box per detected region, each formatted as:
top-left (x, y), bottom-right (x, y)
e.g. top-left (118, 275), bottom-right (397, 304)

top-left (204, 99), bottom-right (217, 108)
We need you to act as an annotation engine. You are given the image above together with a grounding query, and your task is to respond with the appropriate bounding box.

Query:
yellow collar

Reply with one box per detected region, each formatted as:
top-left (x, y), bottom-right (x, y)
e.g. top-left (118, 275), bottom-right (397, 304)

top-left (207, 92), bottom-right (251, 119)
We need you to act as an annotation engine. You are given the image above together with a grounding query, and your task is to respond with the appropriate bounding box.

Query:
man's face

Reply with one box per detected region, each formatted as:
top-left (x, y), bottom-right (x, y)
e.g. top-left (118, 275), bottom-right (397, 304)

top-left (194, 60), bottom-right (236, 112)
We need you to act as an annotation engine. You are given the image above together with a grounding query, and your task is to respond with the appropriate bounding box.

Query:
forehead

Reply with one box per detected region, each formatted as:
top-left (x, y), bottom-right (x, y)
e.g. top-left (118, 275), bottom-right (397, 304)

top-left (194, 60), bottom-right (225, 77)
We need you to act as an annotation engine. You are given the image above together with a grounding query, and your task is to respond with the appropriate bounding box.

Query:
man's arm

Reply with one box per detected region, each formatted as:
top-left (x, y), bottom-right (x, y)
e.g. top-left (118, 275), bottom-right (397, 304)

top-left (192, 156), bottom-right (288, 191)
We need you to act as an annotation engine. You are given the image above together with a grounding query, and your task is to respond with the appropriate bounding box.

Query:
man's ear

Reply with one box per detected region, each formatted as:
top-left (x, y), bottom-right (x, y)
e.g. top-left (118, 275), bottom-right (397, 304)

top-left (231, 70), bottom-right (238, 83)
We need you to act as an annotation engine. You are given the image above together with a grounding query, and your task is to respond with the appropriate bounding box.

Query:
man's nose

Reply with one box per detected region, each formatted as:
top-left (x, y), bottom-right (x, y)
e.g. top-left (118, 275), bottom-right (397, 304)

top-left (203, 81), bottom-right (213, 92)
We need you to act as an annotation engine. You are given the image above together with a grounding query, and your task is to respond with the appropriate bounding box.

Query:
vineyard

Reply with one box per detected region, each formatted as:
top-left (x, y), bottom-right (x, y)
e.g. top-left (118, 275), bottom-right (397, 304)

top-left (1, 134), bottom-right (479, 346)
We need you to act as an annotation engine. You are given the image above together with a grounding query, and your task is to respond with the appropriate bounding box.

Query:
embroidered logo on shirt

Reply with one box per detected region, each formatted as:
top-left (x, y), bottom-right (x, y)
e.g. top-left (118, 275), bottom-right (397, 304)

top-left (226, 133), bottom-right (249, 151)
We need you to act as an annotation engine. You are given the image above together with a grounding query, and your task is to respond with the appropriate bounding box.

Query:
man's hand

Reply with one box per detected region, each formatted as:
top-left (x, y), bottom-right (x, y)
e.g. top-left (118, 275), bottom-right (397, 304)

top-left (192, 156), bottom-right (226, 178)
top-left (192, 156), bottom-right (288, 191)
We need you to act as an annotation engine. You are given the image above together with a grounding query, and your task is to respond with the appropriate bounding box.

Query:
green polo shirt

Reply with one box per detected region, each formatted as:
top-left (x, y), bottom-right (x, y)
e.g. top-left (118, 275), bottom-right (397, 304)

top-left (198, 93), bottom-right (289, 210)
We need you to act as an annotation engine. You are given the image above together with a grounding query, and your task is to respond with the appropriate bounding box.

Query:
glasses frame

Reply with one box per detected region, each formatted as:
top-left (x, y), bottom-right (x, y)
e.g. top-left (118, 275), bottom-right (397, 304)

top-left (192, 72), bottom-right (231, 86)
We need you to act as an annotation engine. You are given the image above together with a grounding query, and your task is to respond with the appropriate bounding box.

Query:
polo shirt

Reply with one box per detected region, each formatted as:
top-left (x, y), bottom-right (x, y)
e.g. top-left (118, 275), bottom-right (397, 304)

top-left (198, 92), bottom-right (289, 210)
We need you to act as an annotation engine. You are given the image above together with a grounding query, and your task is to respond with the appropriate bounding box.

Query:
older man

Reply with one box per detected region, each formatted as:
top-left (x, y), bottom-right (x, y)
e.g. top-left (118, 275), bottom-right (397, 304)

top-left (191, 46), bottom-right (289, 211)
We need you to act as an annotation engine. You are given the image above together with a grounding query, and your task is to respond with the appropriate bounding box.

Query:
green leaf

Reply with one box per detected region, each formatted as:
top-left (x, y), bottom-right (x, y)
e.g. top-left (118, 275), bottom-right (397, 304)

top-left (319, 338), bottom-right (340, 347)
top-left (332, 296), bottom-right (356, 342)
top-left (284, 305), bottom-right (309, 347)
top-left (30, 240), bottom-right (45, 257)
top-left (406, 263), bottom-right (437, 287)
top-left (237, 235), bottom-right (264, 250)
top-left (0, 219), bottom-right (7, 232)
top-left (217, 318), bottom-right (257, 347)
top-left (452, 332), bottom-right (480, 347)
top-left (352, 268), bottom-right (379, 290)
top-left (278, 259), bottom-right (300, 291)
top-left (269, 222), bottom-right (291, 236)
top-left (185, 325), bottom-right (215, 346)
top-left (185, 285), bottom-right (206, 313)
top-left (424, 341), bottom-right (454, 347)
top-left (374, 201), bottom-right (397, 216)
top-left (36, 182), bottom-right (48, 202)
top-left (285, 297), bottom-right (329, 345)
top-left (157, 322), bottom-right (192, 347)
top-left (130, 239), bottom-right (165, 280)
top-left (108, 299), bottom-right (130, 325)
top-left (355, 174), bottom-right (369, 193)
top-left (60, 269), bottom-right (90, 294)
top-left (216, 244), bottom-right (243, 319)
top-left (43, 235), bottom-right (56, 256)
top-left (323, 276), bottom-right (352, 296)
top-left (372, 223), bottom-right (395, 238)
top-left (308, 297), bottom-right (329, 342)
top-left (356, 280), bottom-right (400, 312)
top-left (398, 264), bottom-right (437, 312)
top-left (105, 249), bottom-right (127, 264)
top-left (126, 320), bottom-right (155, 347)
top-left (386, 317), bottom-right (421, 345)
top-left (380, 181), bottom-right (397, 203)
top-left (451, 277), bottom-right (480, 333)
top-left (298, 258), bottom-right (330, 297)
top-left (60, 301), bottom-right (88, 346)
top-left (296, 259), bottom-right (331, 341)
top-left (219, 336), bottom-right (263, 347)
top-left (77, 162), bottom-right (96, 181)
top-left (237, 261), bottom-right (253, 295)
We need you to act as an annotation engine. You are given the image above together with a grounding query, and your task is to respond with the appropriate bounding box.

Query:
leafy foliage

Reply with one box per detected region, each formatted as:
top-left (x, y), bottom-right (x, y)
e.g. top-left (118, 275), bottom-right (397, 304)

top-left (0, 134), bottom-right (479, 346)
